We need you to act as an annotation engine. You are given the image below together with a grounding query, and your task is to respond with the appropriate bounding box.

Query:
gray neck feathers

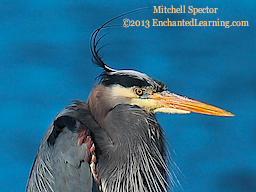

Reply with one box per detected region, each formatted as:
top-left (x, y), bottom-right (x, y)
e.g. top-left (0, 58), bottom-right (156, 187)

top-left (88, 84), bottom-right (170, 192)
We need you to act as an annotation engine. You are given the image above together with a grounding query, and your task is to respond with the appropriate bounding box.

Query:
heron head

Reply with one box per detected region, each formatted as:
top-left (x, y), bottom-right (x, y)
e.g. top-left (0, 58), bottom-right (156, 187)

top-left (96, 69), bottom-right (234, 117)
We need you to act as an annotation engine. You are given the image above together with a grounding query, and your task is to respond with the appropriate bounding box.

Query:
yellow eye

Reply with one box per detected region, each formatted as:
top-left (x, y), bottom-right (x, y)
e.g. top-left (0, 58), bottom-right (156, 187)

top-left (135, 89), bottom-right (143, 96)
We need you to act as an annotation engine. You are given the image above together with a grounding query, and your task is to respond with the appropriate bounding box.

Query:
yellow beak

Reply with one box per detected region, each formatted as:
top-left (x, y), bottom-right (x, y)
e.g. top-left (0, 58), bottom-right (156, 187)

top-left (150, 91), bottom-right (234, 117)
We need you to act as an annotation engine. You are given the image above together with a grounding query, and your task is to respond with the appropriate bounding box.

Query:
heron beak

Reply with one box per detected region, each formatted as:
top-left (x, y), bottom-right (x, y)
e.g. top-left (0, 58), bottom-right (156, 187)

top-left (150, 91), bottom-right (234, 117)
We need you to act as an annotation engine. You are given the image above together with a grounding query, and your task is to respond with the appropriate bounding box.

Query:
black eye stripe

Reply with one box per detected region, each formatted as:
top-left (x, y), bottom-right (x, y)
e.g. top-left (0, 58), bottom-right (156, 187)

top-left (101, 75), bottom-right (150, 87)
top-left (100, 74), bottom-right (167, 92)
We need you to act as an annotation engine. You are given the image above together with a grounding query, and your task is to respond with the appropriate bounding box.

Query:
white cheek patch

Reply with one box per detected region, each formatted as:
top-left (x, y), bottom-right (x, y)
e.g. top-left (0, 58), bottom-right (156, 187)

top-left (111, 85), bottom-right (137, 98)
top-left (153, 108), bottom-right (191, 114)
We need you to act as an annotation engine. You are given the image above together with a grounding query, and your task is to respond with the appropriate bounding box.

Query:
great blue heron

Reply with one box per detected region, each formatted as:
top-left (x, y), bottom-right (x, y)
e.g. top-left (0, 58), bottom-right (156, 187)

top-left (26, 9), bottom-right (234, 192)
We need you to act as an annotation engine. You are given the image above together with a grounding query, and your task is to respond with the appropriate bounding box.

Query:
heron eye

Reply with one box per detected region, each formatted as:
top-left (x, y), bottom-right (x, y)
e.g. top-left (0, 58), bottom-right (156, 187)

top-left (135, 89), bottom-right (144, 96)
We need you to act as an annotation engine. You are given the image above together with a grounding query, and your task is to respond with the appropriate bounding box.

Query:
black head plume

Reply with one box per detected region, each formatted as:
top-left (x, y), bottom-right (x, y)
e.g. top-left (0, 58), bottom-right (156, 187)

top-left (90, 8), bottom-right (149, 73)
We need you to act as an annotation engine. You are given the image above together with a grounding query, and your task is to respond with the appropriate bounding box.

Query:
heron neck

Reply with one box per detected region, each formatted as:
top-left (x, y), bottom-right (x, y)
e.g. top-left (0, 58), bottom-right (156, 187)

top-left (87, 84), bottom-right (130, 129)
